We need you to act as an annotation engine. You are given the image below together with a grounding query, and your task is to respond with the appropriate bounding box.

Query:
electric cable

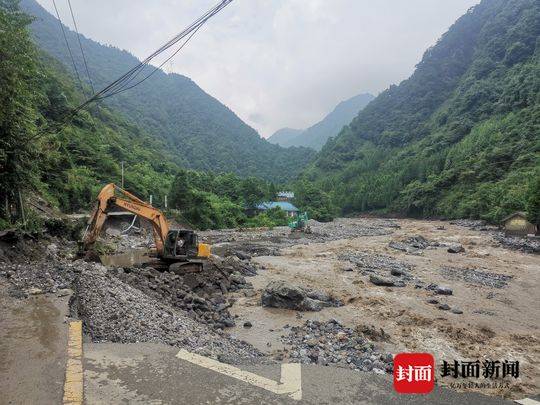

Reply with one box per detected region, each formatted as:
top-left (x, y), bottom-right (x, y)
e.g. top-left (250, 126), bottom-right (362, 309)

top-left (67, 0), bottom-right (95, 93)
top-left (51, 0), bottom-right (86, 95)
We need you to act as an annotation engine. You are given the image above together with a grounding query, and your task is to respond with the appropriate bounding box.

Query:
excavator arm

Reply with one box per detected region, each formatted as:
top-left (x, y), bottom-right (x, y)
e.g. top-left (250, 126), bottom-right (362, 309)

top-left (82, 183), bottom-right (170, 254)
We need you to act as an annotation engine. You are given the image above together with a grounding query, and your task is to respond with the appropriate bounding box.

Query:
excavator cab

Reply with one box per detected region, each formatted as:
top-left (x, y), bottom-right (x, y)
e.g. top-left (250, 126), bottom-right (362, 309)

top-left (163, 229), bottom-right (199, 259)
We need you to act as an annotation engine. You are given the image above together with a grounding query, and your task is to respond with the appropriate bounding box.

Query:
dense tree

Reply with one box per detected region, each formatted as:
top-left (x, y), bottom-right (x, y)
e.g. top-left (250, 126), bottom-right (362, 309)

top-left (0, 0), bottom-right (41, 222)
top-left (304, 0), bottom-right (540, 223)
top-left (293, 180), bottom-right (335, 222)
top-left (169, 169), bottom-right (288, 230)
top-left (526, 174), bottom-right (540, 227)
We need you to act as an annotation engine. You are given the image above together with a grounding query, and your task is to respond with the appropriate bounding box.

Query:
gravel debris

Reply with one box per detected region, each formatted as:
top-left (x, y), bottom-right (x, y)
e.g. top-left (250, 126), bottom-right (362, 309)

top-left (388, 235), bottom-right (438, 255)
top-left (76, 266), bottom-right (264, 362)
top-left (440, 266), bottom-right (513, 289)
top-left (201, 218), bottom-right (400, 257)
top-left (493, 233), bottom-right (540, 254)
top-left (0, 259), bottom-right (89, 295)
top-left (338, 251), bottom-right (415, 288)
top-left (279, 319), bottom-right (393, 373)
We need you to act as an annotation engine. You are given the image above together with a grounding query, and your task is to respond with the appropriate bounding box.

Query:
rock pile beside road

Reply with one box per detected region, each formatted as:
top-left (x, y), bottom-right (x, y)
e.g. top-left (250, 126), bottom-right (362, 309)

top-left (111, 254), bottom-right (262, 329)
top-left (0, 259), bottom-right (90, 297)
top-left (76, 266), bottom-right (264, 362)
top-left (279, 319), bottom-right (393, 373)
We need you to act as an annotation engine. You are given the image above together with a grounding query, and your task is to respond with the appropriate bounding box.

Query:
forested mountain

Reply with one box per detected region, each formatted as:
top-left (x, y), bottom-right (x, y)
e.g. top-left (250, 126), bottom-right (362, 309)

top-left (0, 1), bottom-right (295, 232)
top-left (0, 0), bottom-right (179, 218)
top-left (20, 0), bottom-right (314, 182)
top-left (304, 0), bottom-right (540, 223)
top-left (268, 93), bottom-right (374, 150)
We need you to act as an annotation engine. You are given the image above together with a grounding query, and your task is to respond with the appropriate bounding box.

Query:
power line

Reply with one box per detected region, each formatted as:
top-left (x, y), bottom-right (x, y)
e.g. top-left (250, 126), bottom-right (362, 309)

top-left (30, 0), bottom-right (232, 141)
top-left (74, 0), bottom-right (233, 111)
top-left (51, 0), bottom-right (86, 96)
top-left (66, 0), bottom-right (95, 94)
top-left (99, 23), bottom-right (203, 99)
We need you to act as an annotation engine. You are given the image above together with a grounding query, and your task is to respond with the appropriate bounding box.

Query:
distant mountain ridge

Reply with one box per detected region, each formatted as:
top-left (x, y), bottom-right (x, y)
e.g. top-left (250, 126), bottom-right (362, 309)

top-left (268, 93), bottom-right (374, 150)
top-left (20, 0), bottom-right (315, 182)
top-left (267, 128), bottom-right (304, 147)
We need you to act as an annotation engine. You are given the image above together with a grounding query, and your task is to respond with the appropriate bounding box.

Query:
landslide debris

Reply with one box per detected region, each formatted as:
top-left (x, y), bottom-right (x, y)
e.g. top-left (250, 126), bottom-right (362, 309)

top-left (388, 235), bottom-right (438, 255)
top-left (202, 218), bottom-right (400, 257)
top-left (76, 265), bottom-right (264, 361)
top-left (440, 266), bottom-right (513, 289)
top-left (278, 319), bottom-right (393, 373)
top-left (338, 250), bottom-right (415, 287)
top-left (493, 234), bottom-right (540, 254)
top-left (110, 255), bottom-right (259, 329)
top-left (261, 280), bottom-right (342, 311)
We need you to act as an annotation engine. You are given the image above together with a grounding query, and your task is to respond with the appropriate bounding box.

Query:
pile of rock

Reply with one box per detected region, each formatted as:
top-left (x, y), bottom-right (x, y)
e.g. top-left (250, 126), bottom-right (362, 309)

top-left (339, 251), bottom-right (414, 287)
top-left (440, 266), bottom-right (513, 289)
top-left (111, 252), bottom-right (265, 328)
top-left (111, 266), bottom-right (242, 329)
top-left (307, 218), bottom-right (399, 241)
top-left (0, 259), bottom-right (92, 297)
top-left (261, 281), bottom-right (342, 311)
top-left (388, 235), bottom-right (439, 255)
top-left (493, 233), bottom-right (540, 254)
top-left (76, 266), bottom-right (264, 362)
top-left (279, 319), bottom-right (392, 373)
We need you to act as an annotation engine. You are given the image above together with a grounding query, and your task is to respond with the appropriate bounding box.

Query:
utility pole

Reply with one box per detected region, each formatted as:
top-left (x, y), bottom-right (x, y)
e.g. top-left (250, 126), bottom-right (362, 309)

top-left (164, 195), bottom-right (168, 209)
top-left (121, 161), bottom-right (125, 189)
top-left (149, 195), bottom-right (153, 205)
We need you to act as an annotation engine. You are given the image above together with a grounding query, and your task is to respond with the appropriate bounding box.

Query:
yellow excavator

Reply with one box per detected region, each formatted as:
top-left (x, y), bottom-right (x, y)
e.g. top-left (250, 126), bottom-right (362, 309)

top-left (81, 183), bottom-right (210, 272)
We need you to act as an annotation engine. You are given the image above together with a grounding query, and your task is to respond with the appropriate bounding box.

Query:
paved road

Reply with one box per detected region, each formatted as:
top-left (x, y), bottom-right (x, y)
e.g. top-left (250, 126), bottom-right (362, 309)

top-left (0, 282), bottom-right (70, 405)
top-left (84, 342), bottom-right (514, 405)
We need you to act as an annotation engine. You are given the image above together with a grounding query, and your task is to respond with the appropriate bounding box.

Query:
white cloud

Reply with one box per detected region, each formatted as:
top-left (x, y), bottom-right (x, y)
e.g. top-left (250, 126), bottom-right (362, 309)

top-left (37, 0), bottom-right (479, 137)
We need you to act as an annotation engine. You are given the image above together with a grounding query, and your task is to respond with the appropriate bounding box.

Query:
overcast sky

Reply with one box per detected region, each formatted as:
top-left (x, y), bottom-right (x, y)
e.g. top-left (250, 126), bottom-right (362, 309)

top-left (37, 0), bottom-right (479, 137)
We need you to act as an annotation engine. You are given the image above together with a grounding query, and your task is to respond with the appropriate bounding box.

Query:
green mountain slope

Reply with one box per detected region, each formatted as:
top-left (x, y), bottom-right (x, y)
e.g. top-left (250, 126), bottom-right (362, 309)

top-left (0, 1), bottom-right (180, 216)
top-left (0, 1), bottom-right (290, 234)
top-left (268, 93), bottom-right (374, 150)
top-left (305, 0), bottom-right (540, 222)
top-left (20, 0), bottom-right (314, 182)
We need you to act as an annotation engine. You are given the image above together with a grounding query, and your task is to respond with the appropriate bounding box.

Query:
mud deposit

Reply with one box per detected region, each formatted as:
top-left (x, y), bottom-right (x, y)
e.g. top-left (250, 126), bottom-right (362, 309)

top-left (221, 218), bottom-right (539, 399)
top-left (1, 217), bottom-right (538, 400)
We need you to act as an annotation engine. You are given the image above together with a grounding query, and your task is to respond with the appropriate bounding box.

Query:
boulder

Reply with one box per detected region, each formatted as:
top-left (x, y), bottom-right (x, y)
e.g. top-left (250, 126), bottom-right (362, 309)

top-left (261, 281), bottom-right (336, 312)
top-left (390, 268), bottom-right (409, 277)
top-left (447, 243), bottom-right (465, 253)
top-left (435, 286), bottom-right (453, 295)
top-left (369, 275), bottom-right (395, 287)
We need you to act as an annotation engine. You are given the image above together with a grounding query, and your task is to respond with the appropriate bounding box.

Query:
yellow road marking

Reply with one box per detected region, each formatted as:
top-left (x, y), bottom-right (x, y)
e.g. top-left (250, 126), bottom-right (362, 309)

top-left (63, 321), bottom-right (83, 405)
top-left (176, 349), bottom-right (302, 400)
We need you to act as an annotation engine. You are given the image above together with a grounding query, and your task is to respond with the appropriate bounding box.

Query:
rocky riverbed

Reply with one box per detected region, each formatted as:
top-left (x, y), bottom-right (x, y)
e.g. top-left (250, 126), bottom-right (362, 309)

top-left (0, 216), bottom-right (538, 399)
